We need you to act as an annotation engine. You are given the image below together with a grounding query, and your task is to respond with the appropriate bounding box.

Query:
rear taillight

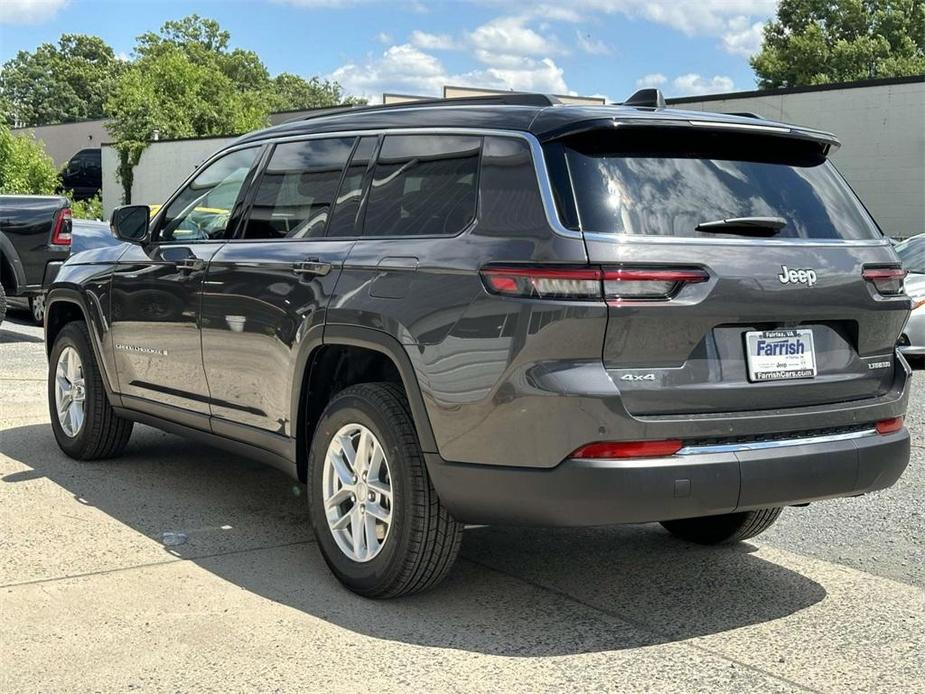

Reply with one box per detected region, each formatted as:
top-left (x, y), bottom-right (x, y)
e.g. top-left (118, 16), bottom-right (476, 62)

top-left (862, 266), bottom-right (905, 296)
top-left (51, 207), bottom-right (72, 246)
top-left (481, 267), bottom-right (602, 300)
top-left (480, 266), bottom-right (708, 302)
top-left (875, 417), bottom-right (904, 435)
top-left (603, 268), bottom-right (708, 303)
top-left (570, 440), bottom-right (683, 459)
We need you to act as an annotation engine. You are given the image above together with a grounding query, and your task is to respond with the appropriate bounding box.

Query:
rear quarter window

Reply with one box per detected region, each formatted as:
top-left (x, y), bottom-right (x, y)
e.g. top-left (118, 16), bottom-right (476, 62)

top-left (557, 129), bottom-right (882, 241)
top-left (362, 135), bottom-right (480, 238)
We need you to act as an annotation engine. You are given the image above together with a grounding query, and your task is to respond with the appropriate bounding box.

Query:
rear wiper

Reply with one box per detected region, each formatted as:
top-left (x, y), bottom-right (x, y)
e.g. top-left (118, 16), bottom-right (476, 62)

top-left (695, 216), bottom-right (787, 236)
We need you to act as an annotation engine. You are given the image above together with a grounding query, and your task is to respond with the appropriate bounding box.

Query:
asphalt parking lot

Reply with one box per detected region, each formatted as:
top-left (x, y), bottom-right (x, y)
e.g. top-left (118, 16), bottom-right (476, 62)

top-left (1, 308), bottom-right (923, 693)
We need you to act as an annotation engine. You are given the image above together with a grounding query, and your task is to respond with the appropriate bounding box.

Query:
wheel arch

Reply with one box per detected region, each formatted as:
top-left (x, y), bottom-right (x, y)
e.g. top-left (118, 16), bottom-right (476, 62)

top-left (45, 290), bottom-right (119, 403)
top-left (293, 326), bottom-right (438, 483)
top-left (0, 232), bottom-right (26, 295)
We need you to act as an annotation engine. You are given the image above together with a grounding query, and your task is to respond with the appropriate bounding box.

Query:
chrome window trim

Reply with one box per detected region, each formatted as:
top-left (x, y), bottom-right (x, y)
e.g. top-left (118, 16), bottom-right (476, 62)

top-left (186, 127), bottom-right (890, 247)
top-left (676, 428), bottom-right (878, 456)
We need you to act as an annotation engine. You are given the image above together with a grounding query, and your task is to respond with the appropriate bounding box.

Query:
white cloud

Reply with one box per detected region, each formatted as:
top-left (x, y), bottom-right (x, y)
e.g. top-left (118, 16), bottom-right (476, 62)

top-left (0, 0), bottom-right (68, 24)
top-left (328, 43), bottom-right (570, 103)
top-left (635, 73), bottom-right (667, 88)
top-left (483, 57), bottom-right (569, 93)
top-left (575, 30), bottom-right (611, 55)
top-left (563, 1), bottom-right (775, 35)
top-left (519, 1), bottom-right (774, 54)
top-left (721, 18), bottom-right (765, 57)
top-left (671, 73), bottom-right (735, 96)
top-left (410, 30), bottom-right (457, 50)
top-left (377, 32), bottom-right (393, 44)
top-left (467, 15), bottom-right (561, 62)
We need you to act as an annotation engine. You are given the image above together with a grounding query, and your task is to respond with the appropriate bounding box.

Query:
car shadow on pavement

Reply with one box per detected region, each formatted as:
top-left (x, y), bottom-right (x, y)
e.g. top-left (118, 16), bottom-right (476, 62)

top-left (1, 422), bottom-right (827, 657)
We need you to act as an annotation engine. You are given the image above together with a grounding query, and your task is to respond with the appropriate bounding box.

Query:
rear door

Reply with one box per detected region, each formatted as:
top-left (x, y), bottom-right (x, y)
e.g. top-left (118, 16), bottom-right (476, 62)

top-left (110, 146), bottom-right (260, 415)
top-left (200, 136), bottom-right (357, 438)
top-left (551, 126), bottom-right (909, 415)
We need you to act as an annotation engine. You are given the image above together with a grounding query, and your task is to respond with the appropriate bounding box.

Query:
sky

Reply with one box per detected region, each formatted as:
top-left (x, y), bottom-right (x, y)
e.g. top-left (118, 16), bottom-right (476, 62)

top-left (0, 0), bottom-right (780, 103)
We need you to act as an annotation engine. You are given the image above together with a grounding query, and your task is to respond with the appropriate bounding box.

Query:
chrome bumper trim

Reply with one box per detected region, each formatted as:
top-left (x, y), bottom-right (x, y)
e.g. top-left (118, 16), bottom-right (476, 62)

top-left (676, 428), bottom-right (878, 455)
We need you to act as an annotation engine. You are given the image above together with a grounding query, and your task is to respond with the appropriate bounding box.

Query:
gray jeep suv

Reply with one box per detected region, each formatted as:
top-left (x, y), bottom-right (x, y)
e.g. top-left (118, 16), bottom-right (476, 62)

top-left (45, 91), bottom-right (911, 597)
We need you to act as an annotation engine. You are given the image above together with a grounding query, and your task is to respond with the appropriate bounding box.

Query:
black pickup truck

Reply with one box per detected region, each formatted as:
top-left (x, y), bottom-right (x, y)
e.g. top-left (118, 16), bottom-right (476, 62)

top-left (0, 195), bottom-right (72, 326)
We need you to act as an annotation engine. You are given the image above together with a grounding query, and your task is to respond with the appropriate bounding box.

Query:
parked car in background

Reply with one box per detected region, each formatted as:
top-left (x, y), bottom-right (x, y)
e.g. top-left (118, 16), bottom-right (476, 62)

top-left (0, 195), bottom-right (72, 326)
top-left (59, 148), bottom-right (102, 201)
top-left (44, 92), bottom-right (911, 598)
top-left (894, 235), bottom-right (925, 357)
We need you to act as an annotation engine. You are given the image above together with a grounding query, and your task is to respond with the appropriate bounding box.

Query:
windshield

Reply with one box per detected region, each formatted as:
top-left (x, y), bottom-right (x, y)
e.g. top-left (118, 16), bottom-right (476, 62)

top-left (557, 128), bottom-right (882, 241)
top-left (896, 237), bottom-right (925, 273)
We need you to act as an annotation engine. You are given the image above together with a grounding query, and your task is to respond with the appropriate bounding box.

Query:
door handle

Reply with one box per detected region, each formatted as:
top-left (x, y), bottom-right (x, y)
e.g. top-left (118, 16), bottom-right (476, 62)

top-left (293, 258), bottom-right (332, 276)
top-left (176, 258), bottom-right (206, 272)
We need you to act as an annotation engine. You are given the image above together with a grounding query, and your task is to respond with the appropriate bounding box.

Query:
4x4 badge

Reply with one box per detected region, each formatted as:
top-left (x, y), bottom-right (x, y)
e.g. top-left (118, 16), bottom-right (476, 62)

top-left (778, 265), bottom-right (817, 287)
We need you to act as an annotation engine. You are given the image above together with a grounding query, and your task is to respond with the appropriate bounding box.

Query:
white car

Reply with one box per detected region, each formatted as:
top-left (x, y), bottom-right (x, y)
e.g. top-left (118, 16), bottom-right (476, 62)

top-left (895, 236), bottom-right (925, 357)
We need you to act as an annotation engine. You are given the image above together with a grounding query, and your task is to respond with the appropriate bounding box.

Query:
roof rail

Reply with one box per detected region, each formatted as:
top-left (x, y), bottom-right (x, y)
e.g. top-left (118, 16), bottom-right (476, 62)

top-left (622, 88), bottom-right (667, 109)
top-left (722, 111), bottom-right (764, 119)
top-left (296, 92), bottom-right (560, 122)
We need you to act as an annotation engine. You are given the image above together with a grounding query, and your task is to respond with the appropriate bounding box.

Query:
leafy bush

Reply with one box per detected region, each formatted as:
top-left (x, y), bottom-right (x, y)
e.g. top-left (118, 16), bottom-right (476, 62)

top-left (68, 193), bottom-right (103, 220)
top-left (0, 121), bottom-right (58, 194)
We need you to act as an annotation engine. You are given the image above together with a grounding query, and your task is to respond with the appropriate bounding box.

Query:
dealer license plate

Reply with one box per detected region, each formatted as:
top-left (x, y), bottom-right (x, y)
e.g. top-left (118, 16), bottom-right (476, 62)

top-left (745, 329), bottom-right (817, 382)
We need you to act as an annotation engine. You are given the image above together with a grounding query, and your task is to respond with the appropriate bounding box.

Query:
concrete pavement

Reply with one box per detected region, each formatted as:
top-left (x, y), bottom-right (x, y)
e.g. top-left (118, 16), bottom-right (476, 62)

top-left (2, 310), bottom-right (923, 693)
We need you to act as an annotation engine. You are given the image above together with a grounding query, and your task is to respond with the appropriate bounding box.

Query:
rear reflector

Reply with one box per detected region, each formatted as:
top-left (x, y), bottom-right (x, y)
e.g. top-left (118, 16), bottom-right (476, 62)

top-left (50, 207), bottom-right (72, 246)
top-left (875, 417), bottom-right (904, 435)
top-left (862, 266), bottom-right (905, 296)
top-left (481, 266), bottom-right (708, 301)
top-left (570, 440), bottom-right (683, 459)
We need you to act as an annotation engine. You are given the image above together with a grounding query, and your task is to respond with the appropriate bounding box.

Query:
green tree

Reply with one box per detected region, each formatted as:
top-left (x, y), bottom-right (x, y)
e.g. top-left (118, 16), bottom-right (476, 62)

top-left (752, 0), bottom-right (925, 88)
top-left (105, 15), bottom-right (361, 203)
top-left (0, 122), bottom-right (59, 194)
top-left (270, 73), bottom-right (365, 113)
top-left (0, 34), bottom-right (125, 127)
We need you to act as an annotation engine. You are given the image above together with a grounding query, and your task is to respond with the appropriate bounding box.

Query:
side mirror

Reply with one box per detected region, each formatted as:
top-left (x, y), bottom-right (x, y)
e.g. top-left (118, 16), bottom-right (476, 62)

top-left (110, 205), bottom-right (150, 243)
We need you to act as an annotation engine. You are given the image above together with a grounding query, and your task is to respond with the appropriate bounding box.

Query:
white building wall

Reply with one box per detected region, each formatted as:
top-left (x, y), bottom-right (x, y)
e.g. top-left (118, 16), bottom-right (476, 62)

top-left (669, 79), bottom-right (925, 238)
top-left (101, 137), bottom-right (234, 218)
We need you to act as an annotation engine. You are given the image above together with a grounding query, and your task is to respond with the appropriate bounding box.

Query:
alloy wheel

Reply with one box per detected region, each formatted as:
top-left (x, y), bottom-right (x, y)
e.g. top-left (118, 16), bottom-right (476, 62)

top-left (322, 423), bottom-right (393, 562)
top-left (54, 346), bottom-right (86, 437)
top-left (31, 294), bottom-right (45, 323)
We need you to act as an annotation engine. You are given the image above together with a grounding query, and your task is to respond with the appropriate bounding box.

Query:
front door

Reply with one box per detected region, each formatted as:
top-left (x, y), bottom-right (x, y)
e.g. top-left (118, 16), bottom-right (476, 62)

top-left (200, 136), bottom-right (360, 437)
top-left (110, 146), bottom-right (261, 416)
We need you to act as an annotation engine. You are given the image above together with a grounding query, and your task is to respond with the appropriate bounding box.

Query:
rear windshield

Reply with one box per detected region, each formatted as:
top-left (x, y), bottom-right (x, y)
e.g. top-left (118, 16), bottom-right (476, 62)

top-left (557, 129), bottom-right (881, 240)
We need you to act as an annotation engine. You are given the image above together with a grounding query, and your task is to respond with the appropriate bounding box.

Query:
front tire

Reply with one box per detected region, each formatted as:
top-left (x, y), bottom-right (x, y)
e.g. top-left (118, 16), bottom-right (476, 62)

top-left (48, 321), bottom-right (133, 460)
top-left (660, 507), bottom-right (783, 544)
top-left (307, 382), bottom-right (462, 598)
top-left (0, 282), bottom-right (6, 326)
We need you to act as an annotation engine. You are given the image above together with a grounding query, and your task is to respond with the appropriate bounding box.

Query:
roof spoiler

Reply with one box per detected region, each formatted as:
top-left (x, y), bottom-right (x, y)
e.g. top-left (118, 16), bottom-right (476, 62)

top-left (622, 88), bottom-right (666, 110)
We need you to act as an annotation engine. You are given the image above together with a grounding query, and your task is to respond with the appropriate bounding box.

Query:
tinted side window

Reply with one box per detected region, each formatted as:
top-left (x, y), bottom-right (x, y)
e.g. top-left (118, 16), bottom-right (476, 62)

top-left (159, 147), bottom-right (259, 242)
top-left (362, 135), bottom-right (480, 238)
top-left (242, 137), bottom-right (354, 240)
top-left (327, 136), bottom-right (378, 238)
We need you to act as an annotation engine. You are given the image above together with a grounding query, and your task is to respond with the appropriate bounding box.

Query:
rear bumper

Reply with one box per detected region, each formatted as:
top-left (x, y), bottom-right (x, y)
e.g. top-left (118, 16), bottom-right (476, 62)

top-left (425, 428), bottom-right (910, 526)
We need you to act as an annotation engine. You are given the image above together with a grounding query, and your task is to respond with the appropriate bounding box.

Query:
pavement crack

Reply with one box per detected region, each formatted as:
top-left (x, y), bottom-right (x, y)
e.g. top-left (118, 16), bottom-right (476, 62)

top-left (2, 539), bottom-right (315, 590)
top-left (461, 554), bottom-right (824, 694)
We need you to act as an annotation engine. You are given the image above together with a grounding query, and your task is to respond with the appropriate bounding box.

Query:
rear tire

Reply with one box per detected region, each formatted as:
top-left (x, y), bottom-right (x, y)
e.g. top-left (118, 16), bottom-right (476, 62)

top-left (0, 282), bottom-right (6, 327)
top-left (660, 507), bottom-right (783, 544)
top-left (48, 321), bottom-right (133, 460)
top-left (307, 382), bottom-right (462, 598)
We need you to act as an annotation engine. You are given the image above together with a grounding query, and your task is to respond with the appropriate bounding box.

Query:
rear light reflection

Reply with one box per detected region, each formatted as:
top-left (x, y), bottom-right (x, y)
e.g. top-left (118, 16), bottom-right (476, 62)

top-left (570, 440), bottom-right (683, 459)
top-left (481, 266), bottom-right (708, 302)
top-left (875, 417), bottom-right (904, 435)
